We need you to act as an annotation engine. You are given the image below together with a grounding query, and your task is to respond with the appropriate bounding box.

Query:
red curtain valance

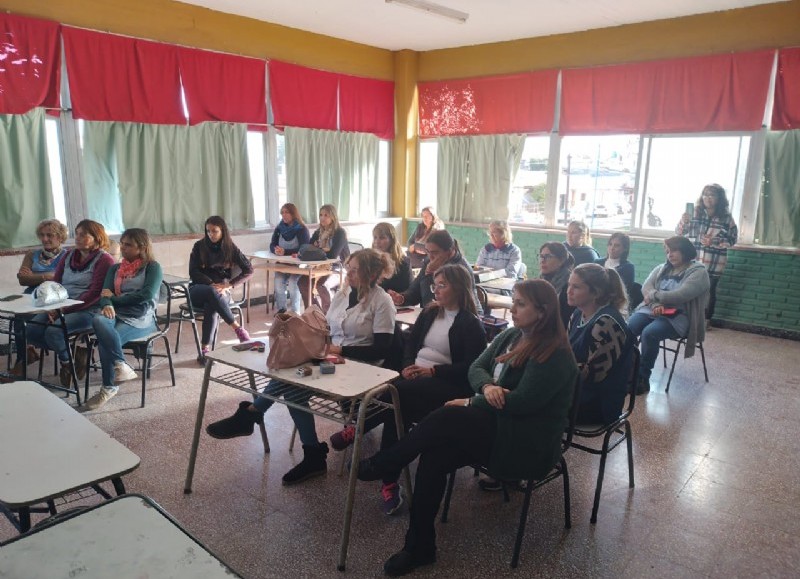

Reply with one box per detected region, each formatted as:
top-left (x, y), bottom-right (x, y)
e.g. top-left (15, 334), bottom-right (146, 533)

top-left (339, 74), bottom-right (394, 139)
top-left (178, 48), bottom-right (266, 125)
top-left (772, 47), bottom-right (800, 130)
top-left (418, 70), bottom-right (558, 137)
top-left (63, 27), bottom-right (184, 124)
top-left (269, 60), bottom-right (338, 131)
top-left (0, 13), bottom-right (60, 114)
top-left (560, 51), bottom-right (774, 135)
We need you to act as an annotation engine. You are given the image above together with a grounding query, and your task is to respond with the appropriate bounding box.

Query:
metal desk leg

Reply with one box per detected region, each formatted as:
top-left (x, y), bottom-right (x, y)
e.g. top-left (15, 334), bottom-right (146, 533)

top-left (184, 360), bottom-right (214, 494)
top-left (248, 372), bottom-right (270, 454)
top-left (18, 507), bottom-right (31, 533)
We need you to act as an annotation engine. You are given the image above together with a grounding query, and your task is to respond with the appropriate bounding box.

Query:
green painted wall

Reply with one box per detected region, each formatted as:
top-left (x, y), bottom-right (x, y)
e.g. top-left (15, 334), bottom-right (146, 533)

top-left (409, 221), bottom-right (799, 333)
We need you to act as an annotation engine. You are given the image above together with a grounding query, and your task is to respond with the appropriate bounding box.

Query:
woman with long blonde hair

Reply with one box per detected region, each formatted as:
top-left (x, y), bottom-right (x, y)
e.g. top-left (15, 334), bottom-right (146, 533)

top-left (299, 204), bottom-right (349, 312)
top-left (372, 222), bottom-right (412, 294)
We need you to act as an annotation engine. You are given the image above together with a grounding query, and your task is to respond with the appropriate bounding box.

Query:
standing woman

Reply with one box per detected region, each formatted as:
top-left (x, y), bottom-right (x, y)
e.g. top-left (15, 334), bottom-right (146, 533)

top-left (189, 216), bottom-right (253, 363)
top-left (595, 232), bottom-right (635, 297)
top-left (407, 206), bottom-right (444, 269)
top-left (356, 280), bottom-right (578, 576)
top-left (628, 236), bottom-right (709, 394)
top-left (565, 220), bottom-right (600, 266)
top-left (270, 203), bottom-right (310, 313)
top-left (206, 249), bottom-right (396, 485)
top-left (567, 264), bottom-right (634, 424)
top-left (475, 220), bottom-right (523, 279)
top-left (329, 264), bottom-right (486, 515)
top-left (85, 229), bottom-right (163, 410)
top-left (676, 183), bottom-right (738, 327)
top-left (21, 220), bottom-right (114, 387)
top-left (373, 222), bottom-right (412, 294)
top-left (538, 241), bottom-right (576, 327)
top-left (299, 204), bottom-right (349, 313)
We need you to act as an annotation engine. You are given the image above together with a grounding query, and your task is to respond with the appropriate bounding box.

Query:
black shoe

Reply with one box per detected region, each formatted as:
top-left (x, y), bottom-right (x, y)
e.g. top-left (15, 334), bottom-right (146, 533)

top-left (282, 442), bottom-right (329, 485)
top-left (635, 376), bottom-right (651, 395)
top-left (276, 308), bottom-right (287, 315)
top-left (206, 401), bottom-right (262, 439)
top-left (356, 457), bottom-right (386, 482)
top-left (384, 550), bottom-right (436, 577)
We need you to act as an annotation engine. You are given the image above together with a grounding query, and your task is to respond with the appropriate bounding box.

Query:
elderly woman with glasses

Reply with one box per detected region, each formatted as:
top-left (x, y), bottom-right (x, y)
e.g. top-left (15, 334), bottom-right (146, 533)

top-left (538, 241), bottom-right (576, 327)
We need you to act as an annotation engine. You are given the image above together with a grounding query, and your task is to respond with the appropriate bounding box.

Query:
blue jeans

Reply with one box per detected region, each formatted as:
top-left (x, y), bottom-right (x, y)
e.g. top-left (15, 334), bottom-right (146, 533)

top-left (627, 312), bottom-right (680, 378)
top-left (189, 284), bottom-right (236, 345)
top-left (92, 314), bottom-right (157, 387)
top-left (22, 310), bottom-right (95, 362)
top-left (252, 379), bottom-right (318, 445)
top-left (274, 272), bottom-right (302, 312)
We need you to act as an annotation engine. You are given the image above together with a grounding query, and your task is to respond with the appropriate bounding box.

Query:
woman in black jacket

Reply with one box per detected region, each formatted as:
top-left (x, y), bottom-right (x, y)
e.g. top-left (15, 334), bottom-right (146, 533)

top-left (189, 216), bottom-right (254, 363)
top-left (373, 222), bottom-right (412, 294)
top-left (329, 264), bottom-right (486, 515)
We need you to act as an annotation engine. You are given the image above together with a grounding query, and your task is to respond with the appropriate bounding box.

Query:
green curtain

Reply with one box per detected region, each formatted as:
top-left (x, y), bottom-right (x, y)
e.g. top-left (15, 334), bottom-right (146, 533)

top-left (437, 134), bottom-right (525, 222)
top-left (285, 127), bottom-right (379, 221)
top-left (755, 131), bottom-right (800, 247)
top-left (83, 121), bottom-right (254, 235)
top-left (0, 109), bottom-right (54, 248)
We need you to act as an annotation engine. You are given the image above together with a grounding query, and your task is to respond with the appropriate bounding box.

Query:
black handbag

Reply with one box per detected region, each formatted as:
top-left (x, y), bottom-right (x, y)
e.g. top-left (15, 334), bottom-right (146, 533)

top-left (298, 244), bottom-right (327, 261)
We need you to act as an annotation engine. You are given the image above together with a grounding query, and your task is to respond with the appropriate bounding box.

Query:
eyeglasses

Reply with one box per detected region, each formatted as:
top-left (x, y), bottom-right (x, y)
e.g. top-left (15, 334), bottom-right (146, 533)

top-left (429, 283), bottom-right (448, 293)
top-left (538, 254), bottom-right (556, 261)
top-left (702, 193), bottom-right (717, 198)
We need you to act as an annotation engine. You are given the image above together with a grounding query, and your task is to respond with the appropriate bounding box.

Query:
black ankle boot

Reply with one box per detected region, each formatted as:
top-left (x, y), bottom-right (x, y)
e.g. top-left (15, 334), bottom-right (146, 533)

top-left (635, 375), bottom-right (651, 395)
top-left (206, 401), bottom-right (263, 439)
top-left (282, 442), bottom-right (329, 485)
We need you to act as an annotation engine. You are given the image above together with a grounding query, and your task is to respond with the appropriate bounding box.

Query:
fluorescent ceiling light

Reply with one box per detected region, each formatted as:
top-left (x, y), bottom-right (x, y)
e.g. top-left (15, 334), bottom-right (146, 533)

top-left (385, 0), bottom-right (469, 24)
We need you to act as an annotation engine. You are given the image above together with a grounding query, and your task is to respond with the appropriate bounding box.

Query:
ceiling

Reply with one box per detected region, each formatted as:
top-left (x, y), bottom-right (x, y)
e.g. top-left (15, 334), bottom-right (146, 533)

top-left (174, 0), bottom-right (784, 51)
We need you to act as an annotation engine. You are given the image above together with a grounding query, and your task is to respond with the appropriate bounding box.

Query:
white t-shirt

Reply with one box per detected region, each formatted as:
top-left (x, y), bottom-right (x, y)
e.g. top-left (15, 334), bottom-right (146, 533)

top-left (604, 257), bottom-right (621, 270)
top-left (415, 309), bottom-right (457, 368)
top-left (327, 285), bottom-right (396, 347)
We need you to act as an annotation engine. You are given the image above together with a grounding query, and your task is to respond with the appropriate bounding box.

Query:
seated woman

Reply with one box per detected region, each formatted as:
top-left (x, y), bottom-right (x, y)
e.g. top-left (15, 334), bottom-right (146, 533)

top-left (189, 216), bottom-right (254, 363)
top-left (299, 204), bottom-right (349, 313)
top-left (20, 220), bottom-right (115, 387)
top-left (567, 263), bottom-right (634, 424)
top-left (85, 228), bottom-right (163, 410)
top-left (329, 264), bottom-right (486, 515)
top-left (407, 206), bottom-right (444, 269)
top-left (356, 279), bottom-right (578, 576)
top-left (373, 222), bottom-right (412, 294)
top-left (12, 219), bottom-right (69, 372)
top-left (475, 219), bottom-right (523, 279)
top-left (565, 220), bottom-right (599, 266)
top-left (538, 241), bottom-right (576, 327)
top-left (595, 232), bottom-right (635, 293)
top-left (628, 236), bottom-right (710, 395)
top-left (388, 230), bottom-right (481, 314)
top-left (270, 203), bottom-right (310, 314)
top-left (206, 249), bottom-right (396, 485)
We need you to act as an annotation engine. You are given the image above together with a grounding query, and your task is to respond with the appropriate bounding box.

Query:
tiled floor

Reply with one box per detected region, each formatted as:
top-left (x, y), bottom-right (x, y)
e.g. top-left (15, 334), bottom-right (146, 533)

top-left (2, 307), bottom-right (799, 578)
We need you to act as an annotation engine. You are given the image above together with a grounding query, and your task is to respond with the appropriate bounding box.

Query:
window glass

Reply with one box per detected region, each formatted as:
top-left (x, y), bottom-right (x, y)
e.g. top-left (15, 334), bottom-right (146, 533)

top-left (377, 140), bottom-right (390, 214)
top-left (276, 132), bottom-right (287, 209)
top-left (418, 140), bottom-right (438, 213)
top-left (45, 117), bottom-right (67, 225)
top-left (246, 131), bottom-right (266, 225)
top-left (509, 136), bottom-right (550, 225)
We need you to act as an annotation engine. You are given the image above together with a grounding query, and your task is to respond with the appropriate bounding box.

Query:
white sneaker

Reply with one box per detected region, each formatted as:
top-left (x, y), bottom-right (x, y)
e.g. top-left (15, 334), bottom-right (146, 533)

top-left (84, 387), bottom-right (117, 410)
top-left (114, 361), bottom-right (138, 383)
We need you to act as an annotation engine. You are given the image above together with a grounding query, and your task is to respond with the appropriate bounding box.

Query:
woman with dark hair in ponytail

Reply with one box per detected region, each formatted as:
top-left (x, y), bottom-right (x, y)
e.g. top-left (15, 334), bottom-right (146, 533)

top-left (567, 263), bottom-right (634, 424)
top-left (189, 216), bottom-right (254, 363)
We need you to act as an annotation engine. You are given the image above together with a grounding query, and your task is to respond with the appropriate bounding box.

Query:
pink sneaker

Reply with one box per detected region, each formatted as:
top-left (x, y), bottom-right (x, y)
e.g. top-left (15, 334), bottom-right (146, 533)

top-left (235, 327), bottom-right (251, 343)
top-left (329, 425), bottom-right (356, 451)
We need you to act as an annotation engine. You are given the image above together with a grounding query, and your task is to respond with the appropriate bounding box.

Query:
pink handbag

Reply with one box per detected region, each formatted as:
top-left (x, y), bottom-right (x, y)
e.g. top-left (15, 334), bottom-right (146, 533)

top-left (267, 305), bottom-right (330, 369)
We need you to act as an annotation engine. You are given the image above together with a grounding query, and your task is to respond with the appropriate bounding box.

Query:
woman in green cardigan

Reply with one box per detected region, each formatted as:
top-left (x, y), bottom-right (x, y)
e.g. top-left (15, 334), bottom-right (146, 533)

top-left (357, 279), bottom-right (578, 576)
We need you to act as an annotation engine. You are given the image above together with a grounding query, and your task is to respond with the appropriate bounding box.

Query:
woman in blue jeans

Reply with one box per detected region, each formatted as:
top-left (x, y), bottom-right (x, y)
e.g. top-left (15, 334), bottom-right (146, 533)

top-left (628, 236), bottom-right (709, 395)
top-left (85, 229), bottom-right (163, 410)
top-left (21, 220), bottom-right (114, 388)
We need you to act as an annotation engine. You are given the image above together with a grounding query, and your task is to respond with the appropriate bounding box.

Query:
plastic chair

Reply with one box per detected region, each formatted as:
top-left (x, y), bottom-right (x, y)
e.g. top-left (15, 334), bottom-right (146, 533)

top-left (660, 337), bottom-right (708, 392)
top-left (571, 348), bottom-right (640, 523)
top-left (439, 375), bottom-right (583, 568)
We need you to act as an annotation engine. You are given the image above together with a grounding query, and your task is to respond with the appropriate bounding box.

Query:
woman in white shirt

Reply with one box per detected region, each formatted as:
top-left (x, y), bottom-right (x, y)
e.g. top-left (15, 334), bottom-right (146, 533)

top-left (206, 249), bottom-right (396, 485)
top-left (329, 264), bottom-right (487, 515)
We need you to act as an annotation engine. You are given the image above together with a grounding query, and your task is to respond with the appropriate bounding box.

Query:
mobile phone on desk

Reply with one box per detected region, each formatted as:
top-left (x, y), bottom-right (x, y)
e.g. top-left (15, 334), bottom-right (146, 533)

top-left (396, 307), bottom-right (414, 313)
top-left (0, 294), bottom-right (23, 302)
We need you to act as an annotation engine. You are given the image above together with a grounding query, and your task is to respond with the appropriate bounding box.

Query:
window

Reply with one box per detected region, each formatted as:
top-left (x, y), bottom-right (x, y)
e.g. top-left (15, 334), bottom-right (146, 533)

top-left (509, 136), bottom-right (550, 225)
top-left (276, 131), bottom-right (287, 209)
top-left (45, 117), bottom-right (67, 225)
top-left (246, 131), bottom-right (266, 225)
top-left (377, 140), bottom-right (390, 214)
top-left (418, 139), bottom-right (439, 213)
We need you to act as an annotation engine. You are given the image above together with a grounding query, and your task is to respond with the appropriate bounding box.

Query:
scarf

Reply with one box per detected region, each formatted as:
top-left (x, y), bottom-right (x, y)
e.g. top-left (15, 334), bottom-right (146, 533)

top-left (114, 258), bottom-right (144, 295)
top-left (541, 263), bottom-right (571, 294)
top-left (37, 247), bottom-right (64, 267)
top-left (69, 249), bottom-right (101, 272)
top-left (316, 226), bottom-right (335, 251)
top-left (277, 220), bottom-right (304, 241)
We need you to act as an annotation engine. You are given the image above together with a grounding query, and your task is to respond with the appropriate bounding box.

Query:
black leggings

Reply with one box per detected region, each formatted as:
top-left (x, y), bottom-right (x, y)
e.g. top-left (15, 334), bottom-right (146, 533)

top-left (707, 275), bottom-right (721, 320)
top-left (189, 284), bottom-right (236, 344)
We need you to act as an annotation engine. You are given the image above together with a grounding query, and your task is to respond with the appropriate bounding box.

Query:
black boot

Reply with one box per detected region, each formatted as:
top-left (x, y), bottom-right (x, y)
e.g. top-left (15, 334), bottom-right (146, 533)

top-left (206, 401), bottom-right (263, 439)
top-left (635, 374), bottom-right (651, 395)
top-left (282, 442), bottom-right (328, 485)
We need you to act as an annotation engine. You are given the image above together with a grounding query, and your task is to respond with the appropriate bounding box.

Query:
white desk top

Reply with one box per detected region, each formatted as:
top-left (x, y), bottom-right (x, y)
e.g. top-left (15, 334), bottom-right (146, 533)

top-left (247, 250), bottom-right (340, 267)
top-left (0, 495), bottom-right (241, 578)
top-left (208, 346), bottom-right (398, 399)
top-left (161, 273), bottom-right (192, 286)
top-left (0, 382), bottom-right (140, 507)
top-left (395, 306), bottom-right (422, 326)
top-left (478, 277), bottom-right (518, 292)
top-left (0, 295), bottom-right (83, 315)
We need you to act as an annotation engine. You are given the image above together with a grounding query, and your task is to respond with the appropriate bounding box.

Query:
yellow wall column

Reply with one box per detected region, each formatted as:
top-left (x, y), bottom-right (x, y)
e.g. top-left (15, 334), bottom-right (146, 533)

top-left (391, 50), bottom-right (419, 241)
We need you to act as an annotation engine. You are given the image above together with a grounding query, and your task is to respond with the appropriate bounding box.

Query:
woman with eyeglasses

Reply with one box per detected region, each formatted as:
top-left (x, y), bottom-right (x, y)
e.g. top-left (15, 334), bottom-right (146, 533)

top-left (206, 249), bottom-right (396, 485)
top-left (189, 216), bottom-right (254, 363)
top-left (537, 241), bottom-right (576, 327)
top-left (676, 183), bottom-right (738, 328)
top-left (388, 229), bottom-right (481, 314)
top-left (475, 220), bottom-right (523, 279)
top-left (355, 280), bottom-right (578, 576)
top-left (329, 264), bottom-right (486, 515)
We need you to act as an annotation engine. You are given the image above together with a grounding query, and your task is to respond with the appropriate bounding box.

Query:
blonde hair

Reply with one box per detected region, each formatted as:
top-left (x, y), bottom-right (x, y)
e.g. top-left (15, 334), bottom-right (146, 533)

top-left (372, 222), bottom-right (404, 267)
top-left (571, 263), bottom-right (628, 314)
top-left (318, 204), bottom-right (341, 233)
top-left (36, 219), bottom-right (69, 244)
top-left (488, 220), bottom-right (512, 244)
top-left (346, 249), bottom-right (394, 301)
top-left (567, 220), bottom-right (591, 246)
